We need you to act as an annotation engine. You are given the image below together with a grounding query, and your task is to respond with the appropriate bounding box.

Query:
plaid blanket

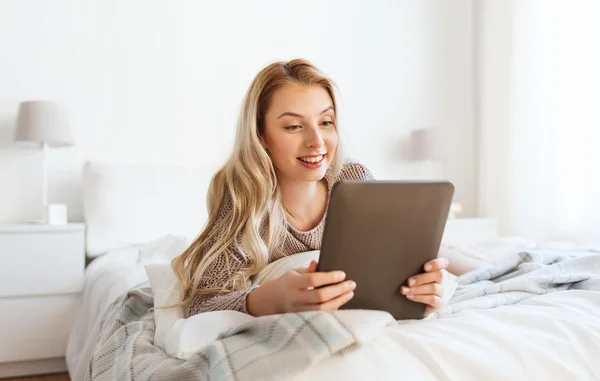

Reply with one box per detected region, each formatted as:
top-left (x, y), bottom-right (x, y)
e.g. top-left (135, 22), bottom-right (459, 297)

top-left (86, 245), bottom-right (600, 381)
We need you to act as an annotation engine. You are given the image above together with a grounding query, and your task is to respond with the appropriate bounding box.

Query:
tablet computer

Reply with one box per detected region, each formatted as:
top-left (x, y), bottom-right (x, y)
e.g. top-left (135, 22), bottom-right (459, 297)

top-left (316, 180), bottom-right (454, 320)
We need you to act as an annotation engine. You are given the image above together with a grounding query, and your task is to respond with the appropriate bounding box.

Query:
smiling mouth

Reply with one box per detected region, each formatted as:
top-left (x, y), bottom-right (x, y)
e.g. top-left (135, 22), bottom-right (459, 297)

top-left (297, 154), bottom-right (326, 164)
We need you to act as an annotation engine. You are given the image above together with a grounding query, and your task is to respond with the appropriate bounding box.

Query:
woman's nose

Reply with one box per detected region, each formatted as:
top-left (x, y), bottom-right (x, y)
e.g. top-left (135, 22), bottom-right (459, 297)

top-left (305, 125), bottom-right (324, 148)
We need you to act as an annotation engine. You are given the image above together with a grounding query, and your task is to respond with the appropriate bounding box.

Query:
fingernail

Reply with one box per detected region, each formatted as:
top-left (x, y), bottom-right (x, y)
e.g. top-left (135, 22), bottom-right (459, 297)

top-left (425, 264), bottom-right (432, 271)
top-left (408, 278), bottom-right (415, 286)
top-left (337, 272), bottom-right (346, 281)
top-left (349, 281), bottom-right (356, 289)
top-left (407, 295), bottom-right (414, 299)
top-left (400, 286), bottom-right (408, 294)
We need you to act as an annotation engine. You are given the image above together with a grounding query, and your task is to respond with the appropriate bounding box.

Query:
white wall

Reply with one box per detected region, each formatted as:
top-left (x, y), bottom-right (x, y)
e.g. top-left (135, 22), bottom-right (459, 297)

top-left (0, 0), bottom-right (476, 223)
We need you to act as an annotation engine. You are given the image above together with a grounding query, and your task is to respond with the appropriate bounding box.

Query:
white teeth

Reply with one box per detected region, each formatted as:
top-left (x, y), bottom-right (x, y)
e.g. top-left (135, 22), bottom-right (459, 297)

top-left (299, 155), bottom-right (323, 163)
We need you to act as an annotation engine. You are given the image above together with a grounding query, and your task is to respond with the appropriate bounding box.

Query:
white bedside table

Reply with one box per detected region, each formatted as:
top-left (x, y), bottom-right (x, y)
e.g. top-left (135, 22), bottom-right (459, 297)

top-left (0, 223), bottom-right (85, 378)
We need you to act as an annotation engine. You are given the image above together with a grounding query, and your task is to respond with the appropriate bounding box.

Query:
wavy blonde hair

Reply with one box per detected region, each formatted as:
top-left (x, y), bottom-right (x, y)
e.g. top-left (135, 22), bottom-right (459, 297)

top-left (171, 59), bottom-right (344, 306)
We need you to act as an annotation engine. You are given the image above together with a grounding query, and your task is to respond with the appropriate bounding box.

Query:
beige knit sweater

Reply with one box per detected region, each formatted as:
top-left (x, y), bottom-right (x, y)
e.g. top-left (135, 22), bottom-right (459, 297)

top-left (187, 160), bottom-right (374, 317)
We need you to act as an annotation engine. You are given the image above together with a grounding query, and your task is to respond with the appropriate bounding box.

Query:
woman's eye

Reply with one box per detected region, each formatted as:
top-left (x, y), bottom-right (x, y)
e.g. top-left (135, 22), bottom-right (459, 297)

top-left (321, 121), bottom-right (334, 127)
top-left (285, 125), bottom-right (301, 131)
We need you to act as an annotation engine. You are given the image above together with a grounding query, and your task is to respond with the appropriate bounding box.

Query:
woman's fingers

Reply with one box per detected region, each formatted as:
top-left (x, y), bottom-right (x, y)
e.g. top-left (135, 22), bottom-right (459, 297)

top-left (284, 265), bottom-right (355, 311)
top-left (300, 280), bottom-right (356, 304)
top-left (404, 294), bottom-right (445, 309)
top-left (423, 257), bottom-right (449, 272)
top-left (296, 270), bottom-right (346, 289)
top-left (297, 290), bottom-right (355, 312)
top-left (294, 260), bottom-right (319, 274)
top-left (400, 283), bottom-right (444, 298)
top-left (406, 270), bottom-right (444, 287)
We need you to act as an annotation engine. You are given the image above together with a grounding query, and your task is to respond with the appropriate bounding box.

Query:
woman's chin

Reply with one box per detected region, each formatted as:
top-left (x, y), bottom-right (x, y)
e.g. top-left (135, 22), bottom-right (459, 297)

top-left (298, 165), bottom-right (328, 181)
top-left (275, 160), bottom-right (329, 182)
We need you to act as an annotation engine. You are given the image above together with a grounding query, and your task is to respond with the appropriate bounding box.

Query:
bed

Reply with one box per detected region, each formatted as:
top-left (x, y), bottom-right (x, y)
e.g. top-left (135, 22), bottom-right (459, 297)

top-left (66, 161), bottom-right (600, 381)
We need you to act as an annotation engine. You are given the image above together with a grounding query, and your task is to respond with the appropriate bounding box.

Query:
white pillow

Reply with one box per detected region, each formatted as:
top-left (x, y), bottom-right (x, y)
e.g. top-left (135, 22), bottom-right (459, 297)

top-left (251, 250), bottom-right (320, 285)
top-left (136, 234), bottom-right (190, 349)
top-left (82, 160), bottom-right (211, 257)
top-left (145, 263), bottom-right (185, 350)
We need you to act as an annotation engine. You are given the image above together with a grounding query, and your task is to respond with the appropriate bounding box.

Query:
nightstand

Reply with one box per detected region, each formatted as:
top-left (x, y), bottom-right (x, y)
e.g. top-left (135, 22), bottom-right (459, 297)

top-left (442, 218), bottom-right (499, 246)
top-left (0, 223), bottom-right (85, 378)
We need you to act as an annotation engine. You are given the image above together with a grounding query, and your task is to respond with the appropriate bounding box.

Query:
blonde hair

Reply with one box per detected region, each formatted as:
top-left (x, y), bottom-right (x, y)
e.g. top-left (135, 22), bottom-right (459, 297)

top-left (171, 59), bottom-right (344, 306)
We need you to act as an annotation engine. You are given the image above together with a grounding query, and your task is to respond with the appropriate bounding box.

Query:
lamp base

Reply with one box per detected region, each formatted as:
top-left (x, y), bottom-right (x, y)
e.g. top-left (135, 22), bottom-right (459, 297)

top-left (23, 204), bottom-right (68, 225)
top-left (47, 203), bottom-right (68, 225)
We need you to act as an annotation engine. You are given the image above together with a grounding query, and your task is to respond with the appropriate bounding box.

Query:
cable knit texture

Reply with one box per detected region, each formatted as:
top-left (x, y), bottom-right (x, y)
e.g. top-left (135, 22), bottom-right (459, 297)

top-left (187, 160), bottom-right (374, 317)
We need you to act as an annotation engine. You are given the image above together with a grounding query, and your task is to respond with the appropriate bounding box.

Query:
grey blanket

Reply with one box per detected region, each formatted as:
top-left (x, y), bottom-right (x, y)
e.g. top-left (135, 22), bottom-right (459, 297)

top-left (86, 245), bottom-right (600, 381)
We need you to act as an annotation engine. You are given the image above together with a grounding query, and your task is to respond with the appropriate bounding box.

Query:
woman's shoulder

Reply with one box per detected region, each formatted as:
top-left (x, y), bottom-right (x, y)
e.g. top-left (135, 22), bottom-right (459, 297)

top-left (336, 159), bottom-right (375, 181)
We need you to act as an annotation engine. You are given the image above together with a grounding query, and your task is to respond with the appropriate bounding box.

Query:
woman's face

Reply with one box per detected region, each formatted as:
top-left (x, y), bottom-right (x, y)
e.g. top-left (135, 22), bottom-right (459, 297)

top-left (262, 83), bottom-right (338, 183)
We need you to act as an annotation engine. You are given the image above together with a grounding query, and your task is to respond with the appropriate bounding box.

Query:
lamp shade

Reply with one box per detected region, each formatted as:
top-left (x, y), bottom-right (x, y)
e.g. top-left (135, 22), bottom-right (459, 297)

top-left (399, 128), bottom-right (442, 162)
top-left (15, 101), bottom-right (74, 147)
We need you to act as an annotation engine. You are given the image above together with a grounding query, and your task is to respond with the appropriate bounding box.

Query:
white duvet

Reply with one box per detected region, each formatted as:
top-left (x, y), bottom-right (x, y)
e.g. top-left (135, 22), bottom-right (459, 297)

top-left (67, 237), bottom-right (600, 381)
top-left (299, 290), bottom-right (600, 380)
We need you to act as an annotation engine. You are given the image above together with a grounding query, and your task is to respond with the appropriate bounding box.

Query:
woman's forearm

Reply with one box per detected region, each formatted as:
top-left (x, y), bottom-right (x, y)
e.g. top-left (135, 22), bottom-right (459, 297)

top-left (438, 245), bottom-right (493, 276)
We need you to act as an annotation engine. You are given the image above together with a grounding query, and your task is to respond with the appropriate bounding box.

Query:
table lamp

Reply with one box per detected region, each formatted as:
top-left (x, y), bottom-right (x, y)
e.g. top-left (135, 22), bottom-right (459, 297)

top-left (14, 101), bottom-right (74, 223)
top-left (399, 128), bottom-right (440, 161)
top-left (399, 127), bottom-right (462, 218)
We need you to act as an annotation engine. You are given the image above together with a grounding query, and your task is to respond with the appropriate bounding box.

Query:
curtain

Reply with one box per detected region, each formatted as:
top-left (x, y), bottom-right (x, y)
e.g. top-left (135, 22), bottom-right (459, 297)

top-left (484, 0), bottom-right (600, 243)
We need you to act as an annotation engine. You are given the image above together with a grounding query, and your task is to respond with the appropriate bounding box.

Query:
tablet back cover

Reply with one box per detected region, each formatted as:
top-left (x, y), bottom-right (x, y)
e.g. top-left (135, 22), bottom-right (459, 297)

top-left (318, 180), bottom-right (454, 320)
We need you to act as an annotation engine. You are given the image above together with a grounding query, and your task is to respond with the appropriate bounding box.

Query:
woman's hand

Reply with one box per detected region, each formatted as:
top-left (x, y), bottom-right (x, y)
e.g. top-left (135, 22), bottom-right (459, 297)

top-left (246, 260), bottom-right (356, 316)
top-left (399, 257), bottom-right (450, 309)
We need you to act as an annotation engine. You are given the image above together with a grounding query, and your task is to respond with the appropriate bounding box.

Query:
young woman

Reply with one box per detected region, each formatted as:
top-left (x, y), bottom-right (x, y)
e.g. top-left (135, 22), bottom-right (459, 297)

top-left (173, 59), bottom-right (484, 318)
